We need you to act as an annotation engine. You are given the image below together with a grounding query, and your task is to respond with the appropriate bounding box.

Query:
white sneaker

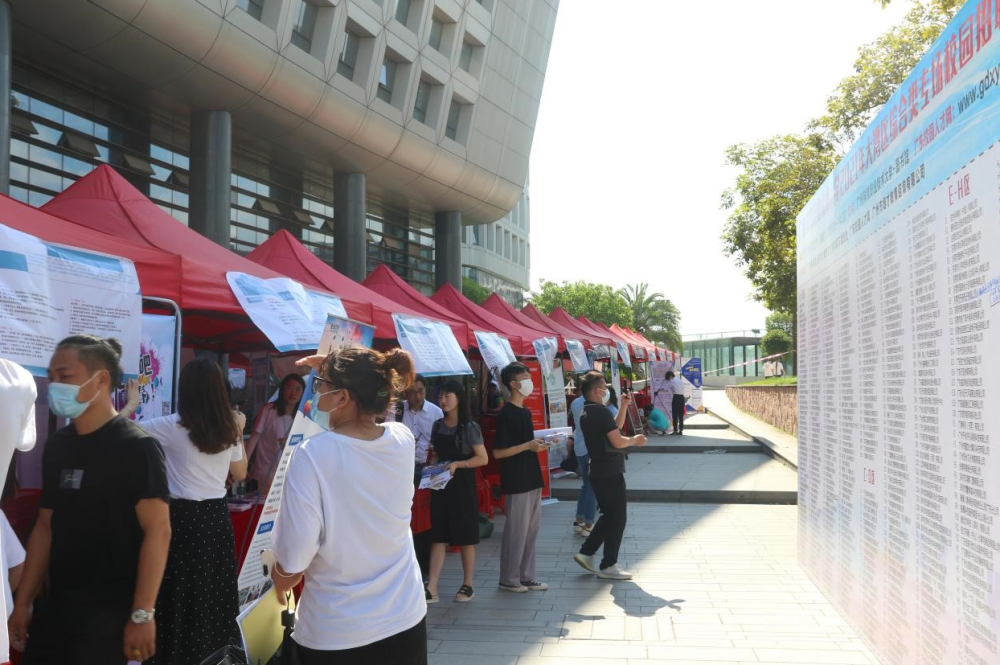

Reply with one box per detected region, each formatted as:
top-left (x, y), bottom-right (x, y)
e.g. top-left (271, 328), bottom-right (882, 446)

top-left (573, 553), bottom-right (598, 573)
top-left (597, 564), bottom-right (632, 580)
top-left (573, 521), bottom-right (583, 534)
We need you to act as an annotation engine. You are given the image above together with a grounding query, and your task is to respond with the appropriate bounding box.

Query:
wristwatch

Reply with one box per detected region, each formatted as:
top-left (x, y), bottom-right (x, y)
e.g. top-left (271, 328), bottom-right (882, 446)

top-left (130, 608), bottom-right (155, 624)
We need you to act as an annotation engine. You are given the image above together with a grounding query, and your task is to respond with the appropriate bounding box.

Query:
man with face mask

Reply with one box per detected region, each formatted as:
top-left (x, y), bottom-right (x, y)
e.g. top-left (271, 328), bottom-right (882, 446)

top-left (492, 362), bottom-right (548, 593)
top-left (10, 335), bottom-right (170, 665)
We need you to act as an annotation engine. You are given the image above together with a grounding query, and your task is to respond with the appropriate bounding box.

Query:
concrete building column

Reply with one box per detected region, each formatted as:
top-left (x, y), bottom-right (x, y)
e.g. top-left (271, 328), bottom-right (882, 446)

top-left (0, 1), bottom-right (13, 196)
top-left (333, 172), bottom-right (366, 281)
top-left (434, 211), bottom-right (462, 290)
top-left (189, 111), bottom-right (232, 248)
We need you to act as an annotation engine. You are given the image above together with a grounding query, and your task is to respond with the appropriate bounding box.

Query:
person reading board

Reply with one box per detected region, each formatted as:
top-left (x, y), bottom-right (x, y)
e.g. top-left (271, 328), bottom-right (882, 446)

top-left (572, 371), bottom-right (647, 580)
top-left (492, 362), bottom-right (548, 594)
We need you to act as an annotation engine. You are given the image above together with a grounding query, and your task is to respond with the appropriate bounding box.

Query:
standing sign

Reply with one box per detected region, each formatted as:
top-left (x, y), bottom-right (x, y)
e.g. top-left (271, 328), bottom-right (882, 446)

top-left (119, 313), bottom-right (176, 421)
top-left (532, 337), bottom-right (558, 372)
top-left (475, 331), bottom-right (513, 372)
top-left (615, 341), bottom-right (632, 367)
top-left (226, 271), bottom-right (347, 352)
top-left (0, 223), bottom-right (141, 376)
top-left (520, 359), bottom-right (547, 432)
top-left (237, 314), bottom-right (375, 610)
top-left (565, 339), bottom-right (589, 372)
top-left (649, 361), bottom-right (672, 419)
top-left (680, 357), bottom-right (702, 413)
top-left (796, 4), bottom-right (1000, 664)
top-left (542, 360), bottom-right (567, 428)
top-left (392, 313), bottom-right (473, 377)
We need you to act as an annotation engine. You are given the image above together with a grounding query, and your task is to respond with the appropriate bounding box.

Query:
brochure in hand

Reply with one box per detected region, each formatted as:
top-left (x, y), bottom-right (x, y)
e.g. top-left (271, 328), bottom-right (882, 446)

top-left (419, 462), bottom-right (454, 490)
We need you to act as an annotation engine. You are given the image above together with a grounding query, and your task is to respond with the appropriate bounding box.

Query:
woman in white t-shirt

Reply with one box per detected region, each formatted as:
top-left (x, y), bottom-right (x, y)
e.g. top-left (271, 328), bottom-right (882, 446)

top-left (270, 346), bottom-right (426, 665)
top-left (124, 357), bottom-right (247, 665)
top-left (246, 373), bottom-right (305, 494)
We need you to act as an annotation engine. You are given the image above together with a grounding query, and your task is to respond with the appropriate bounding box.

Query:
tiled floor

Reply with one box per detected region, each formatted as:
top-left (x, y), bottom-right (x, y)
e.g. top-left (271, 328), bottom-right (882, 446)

top-left (427, 502), bottom-right (878, 665)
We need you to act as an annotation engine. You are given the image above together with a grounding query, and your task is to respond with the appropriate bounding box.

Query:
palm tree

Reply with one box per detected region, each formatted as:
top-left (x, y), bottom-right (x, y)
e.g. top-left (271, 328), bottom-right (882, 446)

top-left (620, 283), bottom-right (682, 352)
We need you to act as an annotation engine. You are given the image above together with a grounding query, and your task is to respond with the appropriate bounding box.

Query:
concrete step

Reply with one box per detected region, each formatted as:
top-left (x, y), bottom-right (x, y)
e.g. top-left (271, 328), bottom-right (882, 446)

top-left (629, 443), bottom-right (762, 453)
top-left (551, 486), bottom-right (797, 505)
top-left (684, 423), bottom-right (730, 430)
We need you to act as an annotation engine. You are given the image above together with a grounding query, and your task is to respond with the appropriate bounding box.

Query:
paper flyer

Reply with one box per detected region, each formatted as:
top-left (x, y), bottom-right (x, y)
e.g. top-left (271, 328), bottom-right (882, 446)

top-left (418, 463), bottom-right (453, 490)
top-left (533, 426), bottom-right (571, 470)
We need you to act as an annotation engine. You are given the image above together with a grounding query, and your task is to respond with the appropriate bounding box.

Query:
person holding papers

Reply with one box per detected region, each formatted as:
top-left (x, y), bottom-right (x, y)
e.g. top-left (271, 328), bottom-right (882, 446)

top-left (122, 358), bottom-right (247, 665)
top-left (424, 380), bottom-right (488, 604)
top-left (270, 347), bottom-right (426, 665)
top-left (12, 335), bottom-right (170, 665)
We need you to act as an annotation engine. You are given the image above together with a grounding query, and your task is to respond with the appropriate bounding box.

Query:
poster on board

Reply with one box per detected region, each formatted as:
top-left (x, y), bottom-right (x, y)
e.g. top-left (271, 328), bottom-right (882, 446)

top-left (565, 339), bottom-right (590, 372)
top-left (236, 314), bottom-right (375, 610)
top-left (226, 271), bottom-right (347, 352)
top-left (117, 313), bottom-right (176, 421)
top-left (542, 360), bottom-right (567, 428)
top-left (649, 361), bottom-right (672, 420)
top-left (680, 357), bottom-right (702, 413)
top-left (0, 223), bottom-right (141, 376)
top-left (392, 313), bottom-right (472, 377)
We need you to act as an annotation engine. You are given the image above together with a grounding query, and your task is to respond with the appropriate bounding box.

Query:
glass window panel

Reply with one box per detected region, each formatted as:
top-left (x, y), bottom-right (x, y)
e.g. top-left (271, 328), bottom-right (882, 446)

top-left (34, 124), bottom-right (61, 145)
top-left (96, 145), bottom-right (109, 162)
top-left (378, 58), bottom-right (397, 103)
top-left (10, 186), bottom-right (29, 203)
top-left (429, 19), bottom-right (444, 51)
top-left (30, 99), bottom-right (63, 124)
top-left (413, 80), bottom-right (431, 124)
top-left (394, 0), bottom-right (411, 25)
top-left (10, 161), bottom-right (28, 185)
top-left (445, 99), bottom-right (461, 140)
top-left (11, 91), bottom-right (28, 110)
top-left (28, 144), bottom-right (62, 170)
top-left (11, 139), bottom-right (28, 160)
top-left (28, 190), bottom-right (53, 207)
top-left (459, 40), bottom-right (473, 72)
top-left (338, 32), bottom-right (360, 80)
top-left (291, 1), bottom-right (318, 52)
top-left (237, 0), bottom-right (264, 20)
top-left (63, 111), bottom-right (94, 136)
top-left (63, 155), bottom-right (93, 177)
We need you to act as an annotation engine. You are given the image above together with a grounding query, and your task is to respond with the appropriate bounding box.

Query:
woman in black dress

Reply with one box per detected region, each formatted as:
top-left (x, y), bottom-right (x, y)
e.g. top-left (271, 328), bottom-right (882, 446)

top-left (425, 379), bottom-right (488, 603)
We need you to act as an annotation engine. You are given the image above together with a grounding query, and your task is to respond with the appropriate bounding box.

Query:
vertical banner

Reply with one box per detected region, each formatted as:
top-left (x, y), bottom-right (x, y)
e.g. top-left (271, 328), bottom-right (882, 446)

top-left (565, 339), bottom-right (590, 372)
top-left (615, 341), bottom-right (632, 367)
top-left (649, 361), bottom-right (672, 418)
top-left (520, 359), bottom-right (547, 432)
top-left (118, 313), bottom-right (176, 421)
top-left (542, 360), bottom-right (567, 428)
top-left (680, 357), bottom-right (702, 413)
top-left (531, 337), bottom-right (558, 371)
top-left (237, 314), bottom-right (375, 609)
top-left (610, 354), bottom-right (622, 401)
top-left (0, 223), bottom-right (142, 376)
top-left (392, 313), bottom-right (473, 377)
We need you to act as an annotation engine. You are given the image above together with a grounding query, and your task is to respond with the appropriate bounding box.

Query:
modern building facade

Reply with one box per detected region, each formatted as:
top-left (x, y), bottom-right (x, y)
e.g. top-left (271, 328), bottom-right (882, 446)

top-left (0, 0), bottom-right (556, 295)
top-left (683, 330), bottom-right (764, 380)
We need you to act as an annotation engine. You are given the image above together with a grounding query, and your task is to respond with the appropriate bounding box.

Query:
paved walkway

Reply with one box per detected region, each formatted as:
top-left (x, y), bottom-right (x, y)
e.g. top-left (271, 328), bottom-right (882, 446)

top-left (702, 391), bottom-right (799, 469)
top-left (427, 502), bottom-right (877, 664)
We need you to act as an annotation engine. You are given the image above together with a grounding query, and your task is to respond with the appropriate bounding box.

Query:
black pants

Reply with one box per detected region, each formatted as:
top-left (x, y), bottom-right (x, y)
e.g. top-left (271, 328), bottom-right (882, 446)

top-left (579, 474), bottom-right (627, 570)
top-left (295, 618), bottom-right (427, 665)
top-left (671, 395), bottom-right (686, 433)
top-left (23, 596), bottom-right (129, 665)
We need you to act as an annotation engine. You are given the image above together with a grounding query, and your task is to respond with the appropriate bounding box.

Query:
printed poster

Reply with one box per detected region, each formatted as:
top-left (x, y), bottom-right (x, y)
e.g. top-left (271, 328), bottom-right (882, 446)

top-left (0, 223), bottom-right (141, 376)
top-left (498, 336), bottom-right (517, 363)
top-left (532, 336), bottom-right (558, 371)
top-left (533, 426), bottom-right (571, 470)
top-left (475, 330), bottom-right (512, 372)
top-left (236, 314), bottom-right (374, 610)
top-left (615, 341), bottom-right (632, 367)
top-left (117, 313), bottom-right (176, 421)
top-left (226, 271), bottom-right (347, 352)
top-left (392, 313), bottom-right (472, 377)
top-left (680, 357), bottom-right (702, 413)
top-left (542, 359), bottom-right (567, 429)
top-left (565, 339), bottom-right (589, 372)
top-left (649, 361), bottom-right (673, 421)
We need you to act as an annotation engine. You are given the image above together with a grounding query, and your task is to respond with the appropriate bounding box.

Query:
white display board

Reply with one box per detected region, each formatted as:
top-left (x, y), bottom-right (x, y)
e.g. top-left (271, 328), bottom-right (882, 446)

top-left (797, 4), bottom-right (1000, 664)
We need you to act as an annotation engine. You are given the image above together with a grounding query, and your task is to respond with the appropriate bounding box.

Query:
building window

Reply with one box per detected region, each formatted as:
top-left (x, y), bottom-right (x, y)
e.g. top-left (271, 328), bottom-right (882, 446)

top-left (291, 1), bottom-right (318, 52)
top-left (512, 236), bottom-right (519, 264)
top-left (378, 57), bottom-right (398, 103)
top-left (504, 230), bottom-right (511, 259)
top-left (237, 0), bottom-right (265, 20)
top-left (429, 18), bottom-right (444, 51)
top-left (413, 80), bottom-right (431, 124)
top-left (520, 239), bottom-right (526, 266)
top-left (459, 40), bottom-right (474, 72)
top-left (338, 31), bottom-right (360, 80)
top-left (445, 99), bottom-right (461, 140)
top-left (394, 0), bottom-right (411, 25)
top-left (494, 226), bottom-right (502, 253)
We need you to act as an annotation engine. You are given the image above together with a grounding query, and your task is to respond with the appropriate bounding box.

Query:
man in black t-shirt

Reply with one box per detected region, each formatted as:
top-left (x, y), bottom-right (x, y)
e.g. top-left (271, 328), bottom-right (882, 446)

top-left (573, 371), bottom-right (647, 580)
top-left (492, 362), bottom-right (548, 593)
top-left (11, 335), bottom-right (170, 665)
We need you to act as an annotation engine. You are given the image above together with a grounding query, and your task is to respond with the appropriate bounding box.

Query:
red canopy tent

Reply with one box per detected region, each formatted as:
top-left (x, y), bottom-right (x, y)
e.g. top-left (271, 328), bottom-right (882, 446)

top-left (431, 283), bottom-right (548, 357)
top-left (246, 230), bottom-right (465, 344)
top-left (362, 264), bottom-right (472, 349)
top-left (547, 308), bottom-right (614, 350)
top-left (0, 194), bottom-right (183, 304)
top-left (41, 166), bottom-right (330, 350)
top-left (520, 304), bottom-right (603, 349)
top-left (607, 323), bottom-right (654, 357)
top-left (480, 294), bottom-right (565, 351)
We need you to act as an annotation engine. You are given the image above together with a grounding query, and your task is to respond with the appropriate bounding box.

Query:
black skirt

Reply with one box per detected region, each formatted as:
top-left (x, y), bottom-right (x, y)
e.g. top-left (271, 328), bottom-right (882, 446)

top-left (429, 468), bottom-right (480, 546)
top-left (149, 498), bottom-right (241, 665)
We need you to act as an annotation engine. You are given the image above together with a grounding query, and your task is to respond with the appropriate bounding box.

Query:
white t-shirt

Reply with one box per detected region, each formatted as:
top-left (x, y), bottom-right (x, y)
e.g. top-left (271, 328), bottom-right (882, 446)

top-left (272, 422), bottom-right (425, 650)
top-left (250, 404), bottom-right (294, 484)
top-left (137, 414), bottom-right (243, 500)
top-left (0, 513), bottom-right (24, 620)
top-left (0, 360), bottom-right (36, 663)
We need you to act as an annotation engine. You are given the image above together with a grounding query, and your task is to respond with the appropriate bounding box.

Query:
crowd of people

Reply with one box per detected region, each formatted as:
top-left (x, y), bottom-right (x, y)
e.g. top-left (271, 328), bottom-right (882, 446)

top-left (2, 333), bottom-right (666, 665)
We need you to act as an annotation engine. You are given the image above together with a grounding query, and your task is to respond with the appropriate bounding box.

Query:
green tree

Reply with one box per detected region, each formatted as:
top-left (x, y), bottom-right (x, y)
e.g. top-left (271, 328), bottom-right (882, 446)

top-left (765, 312), bottom-right (794, 337)
top-left (620, 283), bottom-right (682, 352)
top-left (530, 280), bottom-right (632, 328)
top-left (760, 329), bottom-right (793, 357)
top-left (461, 276), bottom-right (491, 305)
top-left (721, 133), bottom-right (839, 316)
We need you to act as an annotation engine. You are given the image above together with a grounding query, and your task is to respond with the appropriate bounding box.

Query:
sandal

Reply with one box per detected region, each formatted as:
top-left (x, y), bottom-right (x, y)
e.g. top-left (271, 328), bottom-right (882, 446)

top-left (454, 585), bottom-right (475, 602)
top-left (425, 587), bottom-right (439, 604)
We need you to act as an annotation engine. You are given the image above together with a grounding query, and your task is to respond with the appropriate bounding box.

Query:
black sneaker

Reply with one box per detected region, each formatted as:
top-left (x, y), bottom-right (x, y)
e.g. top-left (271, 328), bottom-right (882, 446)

top-left (520, 580), bottom-right (548, 590)
top-left (498, 582), bottom-right (529, 593)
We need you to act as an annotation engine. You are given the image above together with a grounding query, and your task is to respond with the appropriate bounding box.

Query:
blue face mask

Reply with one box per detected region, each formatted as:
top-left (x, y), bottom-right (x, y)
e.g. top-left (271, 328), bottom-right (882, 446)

top-left (311, 388), bottom-right (342, 431)
top-left (48, 373), bottom-right (99, 419)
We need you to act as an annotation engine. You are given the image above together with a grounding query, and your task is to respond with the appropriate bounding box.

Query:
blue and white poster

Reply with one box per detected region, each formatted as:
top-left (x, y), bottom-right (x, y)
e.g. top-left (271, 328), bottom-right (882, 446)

top-left (615, 341), bottom-right (632, 368)
top-left (226, 271), bottom-right (347, 352)
top-left (796, 4), bottom-right (1000, 664)
top-left (474, 331), bottom-right (513, 372)
top-left (565, 339), bottom-right (590, 372)
top-left (532, 336), bottom-right (558, 371)
top-left (680, 357), bottom-right (702, 414)
top-left (0, 223), bottom-right (141, 376)
top-left (392, 313), bottom-right (472, 377)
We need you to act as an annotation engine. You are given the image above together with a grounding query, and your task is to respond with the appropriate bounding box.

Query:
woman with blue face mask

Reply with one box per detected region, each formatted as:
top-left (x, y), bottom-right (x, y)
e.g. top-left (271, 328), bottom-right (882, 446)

top-left (11, 335), bottom-right (170, 665)
top-left (269, 346), bottom-right (427, 665)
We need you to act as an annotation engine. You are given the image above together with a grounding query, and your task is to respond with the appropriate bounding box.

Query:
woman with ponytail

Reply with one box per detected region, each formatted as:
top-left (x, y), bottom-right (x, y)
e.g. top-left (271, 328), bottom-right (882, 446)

top-left (270, 346), bottom-right (427, 665)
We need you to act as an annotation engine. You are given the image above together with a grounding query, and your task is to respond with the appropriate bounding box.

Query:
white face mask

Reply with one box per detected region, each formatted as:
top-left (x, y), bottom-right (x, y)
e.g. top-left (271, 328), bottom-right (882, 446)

top-left (312, 388), bottom-right (343, 431)
top-left (601, 389), bottom-right (611, 405)
top-left (517, 378), bottom-right (534, 398)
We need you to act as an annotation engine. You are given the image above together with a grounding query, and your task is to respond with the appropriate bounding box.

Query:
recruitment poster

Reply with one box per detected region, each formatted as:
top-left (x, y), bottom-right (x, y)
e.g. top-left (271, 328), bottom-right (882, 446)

top-left (0, 223), bottom-right (141, 376)
top-left (649, 361), bottom-right (672, 419)
top-left (615, 340), bottom-right (632, 367)
top-left (542, 359), bottom-right (567, 428)
top-left (797, 4), bottom-right (1000, 664)
top-left (118, 313), bottom-right (176, 421)
top-left (474, 330), bottom-right (512, 372)
top-left (565, 339), bottom-right (589, 372)
top-left (532, 336), bottom-right (558, 372)
top-left (237, 314), bottom-right (375, 610)
top-left (226, 271), bottom-right (347, 352)
top-left (392, 313), bottom-right (472, 377)
top-left (680, 357), bottom-right (702, 413)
